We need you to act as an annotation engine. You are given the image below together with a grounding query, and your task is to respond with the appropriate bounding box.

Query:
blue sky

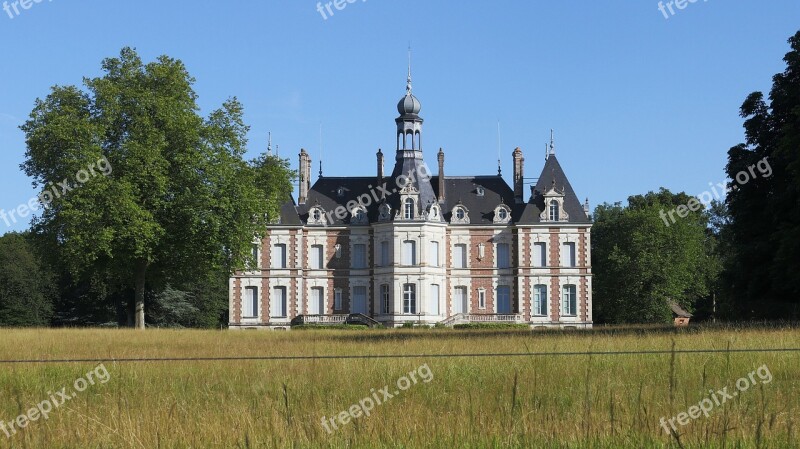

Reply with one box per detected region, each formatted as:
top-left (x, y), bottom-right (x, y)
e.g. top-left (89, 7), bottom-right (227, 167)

top-left (0, 1), bottom-right (797, 232)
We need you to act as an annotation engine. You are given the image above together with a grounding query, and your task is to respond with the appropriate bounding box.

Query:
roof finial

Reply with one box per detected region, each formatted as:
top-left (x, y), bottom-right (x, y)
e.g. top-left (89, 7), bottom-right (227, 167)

top-left (406, 45), bottom-right (413, 95)
top-left (267, 132), bottom-right (272, 156)
top-left (549, 129), bottom-right (555, 156)
top-left (319, 160), bottom-right (323, 178)
top-left (545, 142), bottom-right (549, 161)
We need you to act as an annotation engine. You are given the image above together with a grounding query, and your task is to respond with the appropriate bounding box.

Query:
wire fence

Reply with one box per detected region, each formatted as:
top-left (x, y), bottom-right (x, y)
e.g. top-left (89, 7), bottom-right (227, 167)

top-left (1, 347), bottom-right (798, 364)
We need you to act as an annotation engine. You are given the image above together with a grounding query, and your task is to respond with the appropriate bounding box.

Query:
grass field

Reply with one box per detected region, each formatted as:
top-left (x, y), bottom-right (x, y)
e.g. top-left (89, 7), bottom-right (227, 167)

top-left (0, 325), bottom-right (798, 448)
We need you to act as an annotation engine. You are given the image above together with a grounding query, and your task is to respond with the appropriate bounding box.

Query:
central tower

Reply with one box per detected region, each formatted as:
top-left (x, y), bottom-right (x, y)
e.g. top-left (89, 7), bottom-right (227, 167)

top-left (391, 58), bottom-right (437, 213)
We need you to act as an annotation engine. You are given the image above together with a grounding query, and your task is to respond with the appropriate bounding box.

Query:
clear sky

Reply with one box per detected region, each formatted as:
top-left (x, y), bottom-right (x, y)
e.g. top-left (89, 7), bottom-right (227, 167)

top-left (0, 1), bottom-right (797, 232)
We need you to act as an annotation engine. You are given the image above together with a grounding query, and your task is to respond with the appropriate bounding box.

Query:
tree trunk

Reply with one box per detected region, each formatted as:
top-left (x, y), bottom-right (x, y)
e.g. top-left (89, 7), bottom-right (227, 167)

top-left (135, 260), bottom-right (148, 329)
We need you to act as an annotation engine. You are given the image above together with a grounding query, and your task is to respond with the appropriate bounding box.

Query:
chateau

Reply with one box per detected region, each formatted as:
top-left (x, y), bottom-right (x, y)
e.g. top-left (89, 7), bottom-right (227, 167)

top-left (229, 72), bottom-right (593, 329)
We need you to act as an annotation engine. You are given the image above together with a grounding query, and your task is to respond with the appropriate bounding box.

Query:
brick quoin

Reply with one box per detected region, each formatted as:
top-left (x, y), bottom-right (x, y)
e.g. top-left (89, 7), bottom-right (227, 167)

top-left (549, 228), bottom-right (561, 321)
top-left (233, 278), bottom-right (242, 322)
top-left (578, 228), bottom-right (589, 320)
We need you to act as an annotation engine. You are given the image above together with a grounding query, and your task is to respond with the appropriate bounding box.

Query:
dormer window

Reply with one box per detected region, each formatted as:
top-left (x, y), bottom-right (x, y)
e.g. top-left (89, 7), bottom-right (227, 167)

top-left (476, 186), bottom-right (485, 197)
top-left (404, 198), bottom-right (415, 219)
top-left (312, 209), bottom-right (321, 221)
top-left (493, 203), bottom-right (512, 224)
top-left (337, 187), bottom-right (345, 197)
top-left (498, 208), bottom-right (507, 220)
top-left (378, 203), bottom-right (392, 221)
top-left (549, 200), bottom-right (559, 221)
top-left (351, 206), bottom-right (368, 225)
top-left (451, 205), bottom-right (470, 224)
top-left (308, 206), bottom-right (327, 225)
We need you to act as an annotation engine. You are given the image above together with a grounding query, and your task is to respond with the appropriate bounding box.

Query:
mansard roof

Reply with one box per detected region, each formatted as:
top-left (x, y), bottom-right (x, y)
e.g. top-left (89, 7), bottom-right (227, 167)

top-left (277, 154), bottom-right (589, 226)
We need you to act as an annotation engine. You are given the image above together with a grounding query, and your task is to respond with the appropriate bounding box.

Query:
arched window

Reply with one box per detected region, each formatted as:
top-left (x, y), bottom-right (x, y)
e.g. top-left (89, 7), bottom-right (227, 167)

top-left (455, 207), bottom-right (465, 220)
top-left (404, 198), bottom-right (415, 219)
top-left (549, 200), bottom-right (559, 221)
top-left (498, 208), bottom-right (508, 220)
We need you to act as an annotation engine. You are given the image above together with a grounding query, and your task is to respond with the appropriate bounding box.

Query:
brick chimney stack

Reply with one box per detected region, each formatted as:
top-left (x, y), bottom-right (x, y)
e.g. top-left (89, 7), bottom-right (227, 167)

top-left (437, 148), bottom-right (445, 202)
top-left (513, 147), bottom-right (524, 203)
top-left (299, 149), bottom-right (311, 205)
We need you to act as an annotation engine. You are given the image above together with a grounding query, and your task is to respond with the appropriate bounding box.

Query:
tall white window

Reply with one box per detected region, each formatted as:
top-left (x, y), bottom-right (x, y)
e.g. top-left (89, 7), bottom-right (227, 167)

top-left (403, 240), bottom-right (417, 266)
top-left (454, 244), bottom-right (467, 268)
top-left (453, 286), bottom-right (468, 314)
top-left (497, 286), bottom-right (512, 314)
top-left (561, 284), bottom-right (577, 316)
top-left (430, 284), bottom-right (440, 315)
top-left (562, 242), bottom-right (576, 267)
top-left (478, 289), bottom-right (486, 309)
top-left (272, 244), bottom-right (287, 268)
top-left (549, 200), bottom-right (560, 221)
top-left (497, 243), bottom-right (510, 269)
top-left (353, 244), bottom-right (367, 269)
top-left (243, 286), bottom-right (258, 318)
top-left (403, 284), bottom-right (417, 314)
top-left (404, 198), bottom-right (414, 219)
top-left (533, 242), bottom-right (547, 267)
top-left (534, 284), bottom-right (548, 316)
top-left (309, 287), bottom-right (324, 315)
top-left (271, 286), bottom-right (287, 317)
top-left (380, 284), bottom-right (390, 314)
top-left (352, 286), bottom-right (367, 314)
top-left (380, 241), bottom-right (390, 266)
top-left (430, 241), bottom-right (440, 267)
top-left (311, 244), bottom-right (324, 270)
top-left (334, 288), bottom-right (343, 311)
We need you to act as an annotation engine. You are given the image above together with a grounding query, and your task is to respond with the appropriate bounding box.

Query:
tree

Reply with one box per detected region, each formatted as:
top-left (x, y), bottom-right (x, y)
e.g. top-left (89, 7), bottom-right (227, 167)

top-left (0, 233), bottom-right (54, 326)
top-left (21, 48), bottom-right (293, 328)
top-left (592, 189), bottom-right (716, 324)
top-left (724, 31), bottom-right (800, 318)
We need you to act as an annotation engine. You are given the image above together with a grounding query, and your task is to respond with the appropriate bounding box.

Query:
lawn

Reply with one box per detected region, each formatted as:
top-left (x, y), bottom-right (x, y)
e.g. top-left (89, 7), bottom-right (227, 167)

top-left (0, 325), bottom-right (797, 448)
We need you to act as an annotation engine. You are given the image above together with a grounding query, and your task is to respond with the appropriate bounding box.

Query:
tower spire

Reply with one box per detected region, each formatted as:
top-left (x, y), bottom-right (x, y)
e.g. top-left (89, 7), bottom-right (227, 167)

top-left (267, 132), bottom-right (272, 156)
top-left (406, 45), bottom-right (413, 94)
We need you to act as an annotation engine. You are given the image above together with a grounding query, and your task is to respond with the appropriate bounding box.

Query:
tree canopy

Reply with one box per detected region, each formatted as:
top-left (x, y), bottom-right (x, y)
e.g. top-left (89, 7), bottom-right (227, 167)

top-left (21, 47), bottom-right (294, 328)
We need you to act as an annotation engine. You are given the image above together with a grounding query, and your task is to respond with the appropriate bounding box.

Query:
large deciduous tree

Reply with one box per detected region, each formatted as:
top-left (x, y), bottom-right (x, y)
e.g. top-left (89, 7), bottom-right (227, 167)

top-left (21, 48), bottom-right (292, 328)
top-left (592, 189), bottom-right (717, 324)
top-left (723, 31), bottom-right (800, 319)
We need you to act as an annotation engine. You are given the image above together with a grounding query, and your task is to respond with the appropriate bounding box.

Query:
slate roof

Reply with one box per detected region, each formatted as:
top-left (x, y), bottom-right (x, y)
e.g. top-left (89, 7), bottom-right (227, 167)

top-left (278, 154), bottom-right (589, 227)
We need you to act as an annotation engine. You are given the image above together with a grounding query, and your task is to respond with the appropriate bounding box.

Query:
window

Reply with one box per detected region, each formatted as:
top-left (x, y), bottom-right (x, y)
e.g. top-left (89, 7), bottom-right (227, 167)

top-left (476, 186), bottom-right (485, 196)
top-left (403, 284), bottom-right (417, 314)
top-left (497, 286), bottom-right (512, 314)
top-left (478, 289), bottom-right (486, 309)
top-left (311, 244), bottom-right (324, 270)
top-left (497, 243), bottom-right (510, 269)
top-left (312, 209), bottom-right (322, 221)
top-left (352, 286), bottom-right (367, 314)
top-left (404, 198), bottom-right (414, 219)
top-left (453, 286), bottom-right (468, 314)
top-left (534, 285), bottom-right (547, 316)
top-left (403, 240), bottom-right (417, 266)
top-left (498, 208), bottom-right (508, 220)
top-left (533, 242), bottom-right (547, 267)
top-left (250, 244), bottom-right (260, 269)
top-left (380, 284), bottom-right (390, 314)
top-left (562, 242), bottom-right (576, 267)
top-left (455, 207), bottom-right (465, 220)
top-left (334, 289), bottom-right (343, 311)
top-left (430, 284), bottom-right (440, 315)
top-left (271, 286), bottom-right (287, 317)
top-left (430, 241), bottom-right (440, 267)
top-left (309, 287), bottom-right (324, 315)
top-left (561, 285), bottom-right (577, 316)
top-left (272, 244), bottom-right (287, 268)
top-left (243, 286), bottom-right (258, 318)
top-left (549, 200), bottom-right (560, 221)
top-left (353, 243), bottom-right (367, 269)
top-left (454, 244), bottom-right (467, 268)
top-left (380, 241), bottom-right (390, 266)
top-left (355, 208), bottom-right (366, 223)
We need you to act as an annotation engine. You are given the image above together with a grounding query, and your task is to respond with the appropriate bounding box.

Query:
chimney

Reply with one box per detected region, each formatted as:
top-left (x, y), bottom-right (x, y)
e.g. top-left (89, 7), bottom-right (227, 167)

top-left (513, 147), bottom-right (524, 203)
top-left (299, 149), bottom-right (311, 204)
top-left (377, 148), bottom-right (384, 180)
top-left (437, 148), bottom-right (445, 202)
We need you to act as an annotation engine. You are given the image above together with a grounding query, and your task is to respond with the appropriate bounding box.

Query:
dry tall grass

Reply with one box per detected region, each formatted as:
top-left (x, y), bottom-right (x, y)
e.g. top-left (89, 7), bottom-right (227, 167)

top-left (0, 325), bottom-right (797, 448)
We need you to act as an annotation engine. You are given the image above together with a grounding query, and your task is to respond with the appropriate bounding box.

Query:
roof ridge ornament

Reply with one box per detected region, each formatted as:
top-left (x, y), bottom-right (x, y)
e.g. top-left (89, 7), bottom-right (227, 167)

top-left (406, 46), bottom-right (413, 95)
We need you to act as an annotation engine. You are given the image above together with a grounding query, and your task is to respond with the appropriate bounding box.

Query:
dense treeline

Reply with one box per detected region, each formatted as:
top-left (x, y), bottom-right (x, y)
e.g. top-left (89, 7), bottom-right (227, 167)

top-left (593, 30), bottom-right (800, 323)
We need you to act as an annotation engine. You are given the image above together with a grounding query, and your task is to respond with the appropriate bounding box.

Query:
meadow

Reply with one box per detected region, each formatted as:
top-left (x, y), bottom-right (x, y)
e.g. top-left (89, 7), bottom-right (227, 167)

top-left (0, 325), bottom-right (798, 448)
